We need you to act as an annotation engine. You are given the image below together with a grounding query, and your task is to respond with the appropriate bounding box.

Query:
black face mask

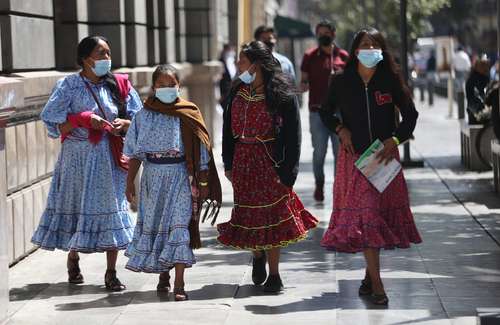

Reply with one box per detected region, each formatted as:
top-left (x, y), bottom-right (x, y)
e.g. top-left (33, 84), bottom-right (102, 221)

top-left (264, 40), bottom-right (276, 51)
top-left (318, 35), bottom-right (333, 46)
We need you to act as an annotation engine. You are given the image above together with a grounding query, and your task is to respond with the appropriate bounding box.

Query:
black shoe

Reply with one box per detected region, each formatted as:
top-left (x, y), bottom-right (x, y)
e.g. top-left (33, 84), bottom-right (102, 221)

top-left (358, 279), bottom-right (372, 296)
top-left (263, 274), bottom-right (284, 293)
top-left (314, 186), bottom-right (324, 202)
top-left (252, 251), bottom-right (267, 285)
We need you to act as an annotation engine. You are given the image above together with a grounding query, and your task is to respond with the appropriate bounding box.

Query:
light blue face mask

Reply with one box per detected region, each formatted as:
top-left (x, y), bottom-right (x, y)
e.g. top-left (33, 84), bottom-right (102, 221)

top-left (155, 87), bottom-right (180, 104)
top-left (357, 49), bottom-right (383, 68)
top-left (91, 59), bottom-right (112, 77)
top-left (238, 69), bottom-right (256, 84)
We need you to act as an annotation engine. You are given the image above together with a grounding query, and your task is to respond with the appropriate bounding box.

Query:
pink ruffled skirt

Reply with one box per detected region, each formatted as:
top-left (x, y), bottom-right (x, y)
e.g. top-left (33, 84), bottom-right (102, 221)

top-left (321, 149), bottom-right (422, 253)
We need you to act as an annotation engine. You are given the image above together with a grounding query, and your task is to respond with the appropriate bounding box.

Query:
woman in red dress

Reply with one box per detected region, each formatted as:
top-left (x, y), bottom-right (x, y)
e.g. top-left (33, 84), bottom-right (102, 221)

top-left (320, 28), bottom-right (422, 305)
top-left (218, 41), bottom-right (318, 293)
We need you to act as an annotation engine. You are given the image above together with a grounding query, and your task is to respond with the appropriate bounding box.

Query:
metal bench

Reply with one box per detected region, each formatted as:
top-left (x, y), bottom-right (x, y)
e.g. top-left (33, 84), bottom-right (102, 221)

top-left (460, 121), bottom-right (494, 171)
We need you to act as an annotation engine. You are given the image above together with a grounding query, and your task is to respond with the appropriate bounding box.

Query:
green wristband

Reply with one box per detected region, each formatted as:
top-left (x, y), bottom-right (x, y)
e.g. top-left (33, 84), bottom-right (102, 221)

top-left (392, 136), bottom-right (400, 145)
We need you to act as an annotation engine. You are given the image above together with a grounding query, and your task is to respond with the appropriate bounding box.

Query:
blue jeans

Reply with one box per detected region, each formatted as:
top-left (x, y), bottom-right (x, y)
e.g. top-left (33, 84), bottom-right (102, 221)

top-left (309, 111), bottom-right (339, 186)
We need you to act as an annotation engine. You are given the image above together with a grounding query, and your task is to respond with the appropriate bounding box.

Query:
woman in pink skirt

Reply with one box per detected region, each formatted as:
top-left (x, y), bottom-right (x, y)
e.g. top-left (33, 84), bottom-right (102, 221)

top-left (319, 27), bottom-right (422, 305)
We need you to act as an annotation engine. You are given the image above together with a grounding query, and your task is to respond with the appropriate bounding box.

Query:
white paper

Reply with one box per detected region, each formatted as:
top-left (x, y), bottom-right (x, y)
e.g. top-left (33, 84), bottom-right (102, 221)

top-left (355, 139), bottom-right (402, 193)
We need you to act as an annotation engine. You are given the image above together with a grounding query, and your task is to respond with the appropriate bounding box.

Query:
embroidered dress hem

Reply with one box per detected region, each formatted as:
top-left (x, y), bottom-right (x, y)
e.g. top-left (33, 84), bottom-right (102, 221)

top-left (31, 209), bottom-right (134, 252)
top-left (218, 232), bottom-right (310, 251)
top-left (217, 196), bottom-right (318, 251)
top-left (125, 226), bottom-right (195, 273)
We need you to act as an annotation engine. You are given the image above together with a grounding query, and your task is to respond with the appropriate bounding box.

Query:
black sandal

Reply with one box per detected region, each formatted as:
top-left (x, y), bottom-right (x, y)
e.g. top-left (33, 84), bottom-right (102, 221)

top-left (157, 273), bottom-right (171, 292)
top-left (370, 293), bottom-right (389, 305)
top-left (173, 287), bottom-right (188, 301)
top-left (104, 269), bottom-right (126, 291)
top-left (358, 278), bottom-right (372, 296)
top-left (67, 255), bottom-right (84, 284)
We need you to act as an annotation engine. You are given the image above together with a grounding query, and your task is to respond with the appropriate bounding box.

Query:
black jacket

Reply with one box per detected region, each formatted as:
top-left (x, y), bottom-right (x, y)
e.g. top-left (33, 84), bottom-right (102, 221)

top-left (222, 86), bottom-right (302, 187)
top-left (466, 70), bottom-right (490, 111)
top-left (320, 65), bottom-right (418, 154)
top-left (485, 81), bottom-right (500, 141)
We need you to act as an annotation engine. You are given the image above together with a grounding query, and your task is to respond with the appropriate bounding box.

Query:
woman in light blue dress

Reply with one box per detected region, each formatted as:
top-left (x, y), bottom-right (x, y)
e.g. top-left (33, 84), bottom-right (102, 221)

top-left (31, 36), bottom-right (142, 291)
top-left (124, 65), bottom-right (217, 301)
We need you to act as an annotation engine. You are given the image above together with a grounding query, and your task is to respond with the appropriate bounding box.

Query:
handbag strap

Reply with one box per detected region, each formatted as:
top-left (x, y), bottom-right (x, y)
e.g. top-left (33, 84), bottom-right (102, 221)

top-left (80, 74), bottom-right (110, 122)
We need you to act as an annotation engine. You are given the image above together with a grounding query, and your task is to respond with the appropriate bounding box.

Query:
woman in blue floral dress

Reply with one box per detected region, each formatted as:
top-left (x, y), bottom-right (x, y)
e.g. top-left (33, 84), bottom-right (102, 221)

top-left (124, 64), bottom-right (221, 301)
top-left (31, 36), bottom-right (142, 291)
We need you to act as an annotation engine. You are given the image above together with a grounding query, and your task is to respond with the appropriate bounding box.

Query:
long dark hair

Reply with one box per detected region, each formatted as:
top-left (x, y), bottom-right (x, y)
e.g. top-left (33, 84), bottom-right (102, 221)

top-left (346, 27), bottom-right (411, 98)
top-left (235, 41), bottom-right (296, 112)
top-left (77, 36), bottom-right (126, 118)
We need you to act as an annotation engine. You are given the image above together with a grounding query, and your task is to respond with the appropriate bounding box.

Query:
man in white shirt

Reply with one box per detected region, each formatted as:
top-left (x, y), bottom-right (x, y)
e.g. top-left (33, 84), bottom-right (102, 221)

top-left (453, 46), bottom-right (471, 91)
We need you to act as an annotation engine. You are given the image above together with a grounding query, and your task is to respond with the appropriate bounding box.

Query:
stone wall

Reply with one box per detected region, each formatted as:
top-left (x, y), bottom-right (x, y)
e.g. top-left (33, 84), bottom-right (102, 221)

top-left (0, 0), bottom-right (56, 71)
top-left (0, 76), bottom-right (20, 324)
top-left (0, 0), bottom-right (178, 72)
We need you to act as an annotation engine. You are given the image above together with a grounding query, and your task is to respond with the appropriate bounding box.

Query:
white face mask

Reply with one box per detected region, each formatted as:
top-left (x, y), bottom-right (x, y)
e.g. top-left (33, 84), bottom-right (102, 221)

top-left (90, 59), bottom-right (112, 77)
top-left (357, 49), bottom-right (383, 68)
top-left (238, 68), bottom-right (256, 84)
top-left (155, 87), bottom-right (180, 104)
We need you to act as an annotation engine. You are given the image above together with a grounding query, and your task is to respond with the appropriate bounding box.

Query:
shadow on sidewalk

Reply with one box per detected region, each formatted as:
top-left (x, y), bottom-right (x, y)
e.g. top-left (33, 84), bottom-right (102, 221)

top-left (54, 283), bottom-right (239, 311)
top-left (10, 282), bottom-right (105, 302)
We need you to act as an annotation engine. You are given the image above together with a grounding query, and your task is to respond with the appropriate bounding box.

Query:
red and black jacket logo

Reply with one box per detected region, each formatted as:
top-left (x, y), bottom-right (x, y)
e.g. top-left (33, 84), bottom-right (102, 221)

top-left (374, 91), bottom-right (393, 106)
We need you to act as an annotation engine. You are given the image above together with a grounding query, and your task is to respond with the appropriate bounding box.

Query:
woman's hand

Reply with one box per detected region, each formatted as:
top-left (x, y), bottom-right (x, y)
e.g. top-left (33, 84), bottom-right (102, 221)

top-left (376, 138), bottom-right (398, 165)
top-left (338, 127), bottom-right (355, 155)
top-left (225, 170), bottom-right (232, 183)
top-left (112, 118), bottom-right (131, 135)
top-left (125, 180), bottom-right (136, 204)
top-left (90, 114), bottom-right (110, 130)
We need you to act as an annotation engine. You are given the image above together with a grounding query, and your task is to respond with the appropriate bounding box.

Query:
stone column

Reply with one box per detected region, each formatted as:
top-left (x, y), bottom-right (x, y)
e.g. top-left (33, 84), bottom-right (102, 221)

top-left (179, 0), bottom-right (224, 141)
top-left (174, 0), bottom-right (187, 62)
top-left (0, 76), bottom-right (23, 324)
top-left (125, 0), bottom-right (148, 66)
top-left (159, 0), bottom-right (176, 63)
top-left (53, 0), bottom-right (89, 70)
top-left (228, 0), bottom-right (239, 47)
top-left (87, 0), bottom-right (128, 67)
top-left (183, 62), bottom-right (222, 140)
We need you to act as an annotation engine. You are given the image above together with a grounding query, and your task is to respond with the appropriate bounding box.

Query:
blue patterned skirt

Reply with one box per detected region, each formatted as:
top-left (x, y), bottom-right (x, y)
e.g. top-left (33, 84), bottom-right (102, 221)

top-left (125, 161), bottom-right (194, 273)
top-left (31, 137), bottom-right (135, 252)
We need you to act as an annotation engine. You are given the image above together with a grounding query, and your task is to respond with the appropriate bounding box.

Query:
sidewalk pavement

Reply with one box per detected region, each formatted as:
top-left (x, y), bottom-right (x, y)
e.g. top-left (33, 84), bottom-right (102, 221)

top-left (5, 94), bottom-right (500, 325)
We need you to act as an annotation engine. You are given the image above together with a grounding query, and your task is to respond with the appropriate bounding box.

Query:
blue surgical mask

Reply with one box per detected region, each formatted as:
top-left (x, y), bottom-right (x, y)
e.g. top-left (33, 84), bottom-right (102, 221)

top-left (357, 49), bottom-right (383, 68)
top-left (91, 59), bottom-right (112, 77)
top-left (155, 87), bottom-right (180, 104)
top-left (238, 69), bottom-right (256, 84)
